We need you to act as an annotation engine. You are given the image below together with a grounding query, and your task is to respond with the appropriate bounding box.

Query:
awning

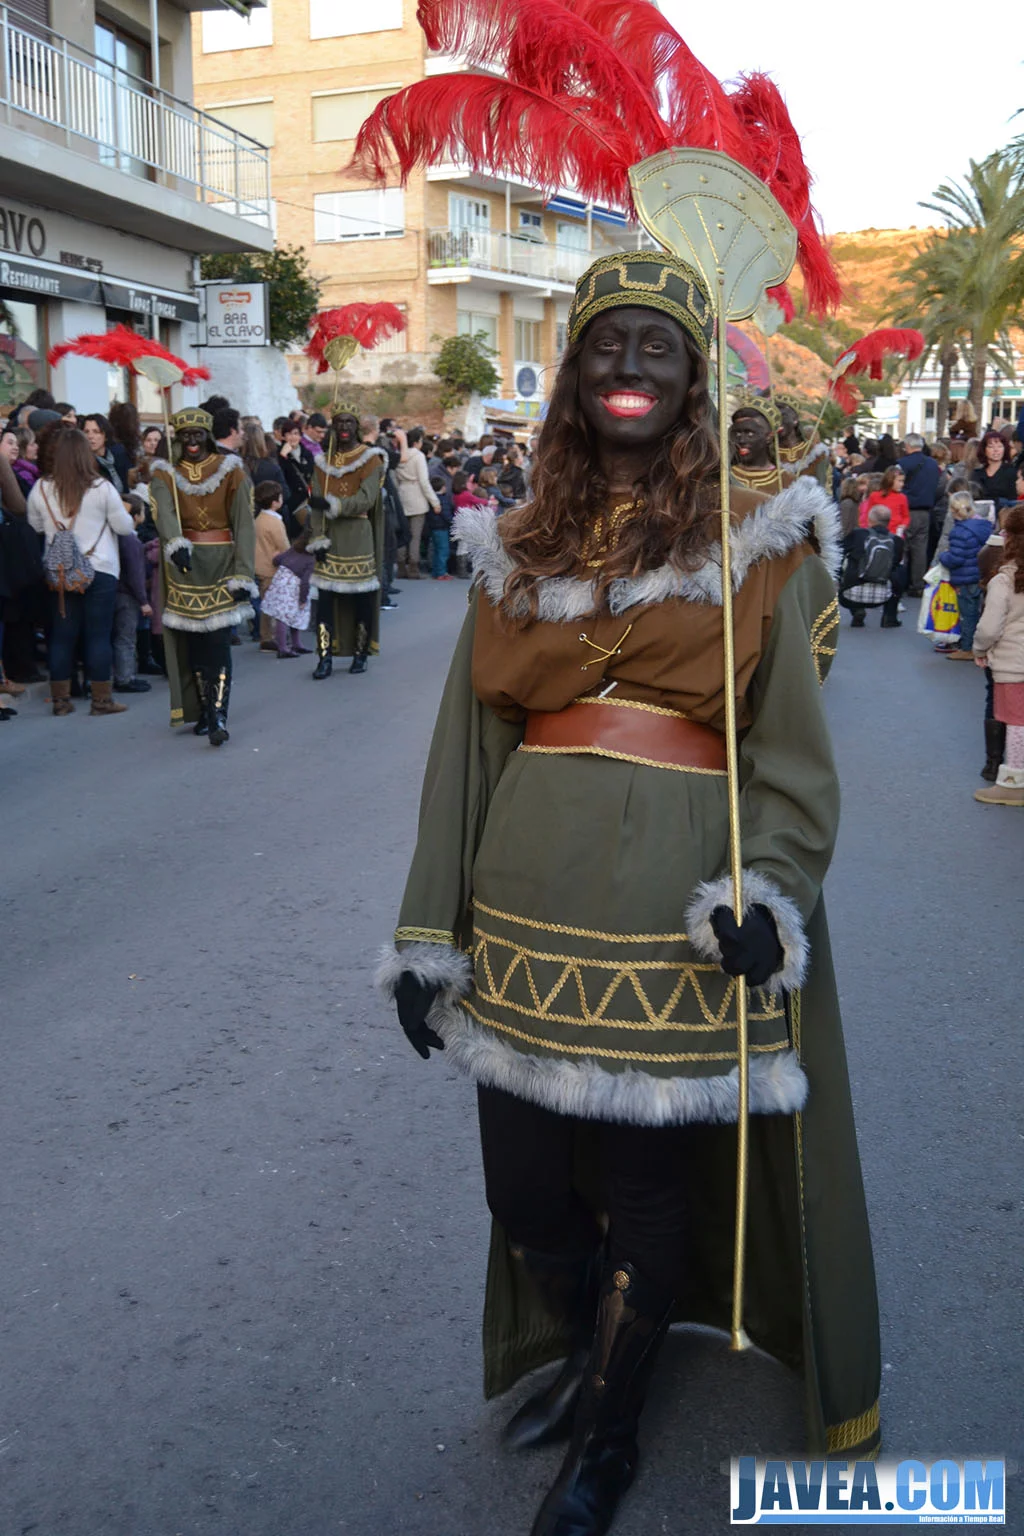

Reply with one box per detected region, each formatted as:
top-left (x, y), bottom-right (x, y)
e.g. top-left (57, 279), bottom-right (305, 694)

top-left (102, 281), bottom-right (200, 323)
top-left (0, 253), bottom-right (199, 321)
top-left (544, 195), bottom-right (628, 228)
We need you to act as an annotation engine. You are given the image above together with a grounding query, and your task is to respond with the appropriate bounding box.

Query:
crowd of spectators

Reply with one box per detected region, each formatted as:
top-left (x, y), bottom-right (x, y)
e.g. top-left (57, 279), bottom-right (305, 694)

top-left (0, 385), bottom-right (535, 723)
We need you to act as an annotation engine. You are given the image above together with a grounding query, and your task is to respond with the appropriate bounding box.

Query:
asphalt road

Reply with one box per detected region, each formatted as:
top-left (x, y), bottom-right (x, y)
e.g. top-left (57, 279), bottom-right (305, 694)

top-left (1, 580), bottom-right (1021, 1536)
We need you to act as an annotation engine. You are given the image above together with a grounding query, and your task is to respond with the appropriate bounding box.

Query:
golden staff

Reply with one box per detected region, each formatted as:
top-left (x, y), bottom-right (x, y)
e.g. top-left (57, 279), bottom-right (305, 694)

top-left (629, 149), bottom-right (797, 1351)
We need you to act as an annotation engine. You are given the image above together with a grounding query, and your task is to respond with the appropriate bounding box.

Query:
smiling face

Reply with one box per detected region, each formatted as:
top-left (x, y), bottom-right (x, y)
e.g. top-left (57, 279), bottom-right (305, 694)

top-left (578, 308), bottom-right (692, 456)
top-left (985, 435), bottom-right (1006, 465)
top-left (731, 410), bottom-right (774, 468)
top-left (331, 413), bottom-right (359, 451)
top-left (177, 427), bottom-right (209, 461)
top-left (284, 425), bottom-right (302, 451)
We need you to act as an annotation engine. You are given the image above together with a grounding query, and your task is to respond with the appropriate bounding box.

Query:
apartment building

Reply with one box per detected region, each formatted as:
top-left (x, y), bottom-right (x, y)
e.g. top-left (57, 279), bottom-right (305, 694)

top-left (0, 0), bottom-right (272, 412)
top-left (191, 0), bottom-right (645, 419)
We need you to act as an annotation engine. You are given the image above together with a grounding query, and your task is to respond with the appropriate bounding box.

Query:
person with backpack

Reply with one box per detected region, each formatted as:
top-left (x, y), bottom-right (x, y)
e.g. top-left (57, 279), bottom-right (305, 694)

top-left (26, 428), bottom-right (137, 715)
top-left (838, 503), bottom-right (905, 628)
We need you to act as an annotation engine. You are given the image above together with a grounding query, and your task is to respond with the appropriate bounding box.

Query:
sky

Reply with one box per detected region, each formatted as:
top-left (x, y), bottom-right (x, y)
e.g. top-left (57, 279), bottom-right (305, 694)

top-left (663, 1), bottom-right (1024, 234)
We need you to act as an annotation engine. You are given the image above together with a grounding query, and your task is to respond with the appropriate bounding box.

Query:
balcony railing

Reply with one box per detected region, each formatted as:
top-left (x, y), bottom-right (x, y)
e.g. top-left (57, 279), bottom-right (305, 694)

top-left (0, 2), bottom-right (271, 227)
top-left (428, 227), bottom-right (592, 286)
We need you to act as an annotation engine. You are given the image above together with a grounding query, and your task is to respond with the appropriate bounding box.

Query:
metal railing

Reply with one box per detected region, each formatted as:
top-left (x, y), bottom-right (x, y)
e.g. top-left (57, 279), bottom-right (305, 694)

top-left (0, 1), bottom-right (271, 227)
top-left (428, 227), bottom-right (593, 285)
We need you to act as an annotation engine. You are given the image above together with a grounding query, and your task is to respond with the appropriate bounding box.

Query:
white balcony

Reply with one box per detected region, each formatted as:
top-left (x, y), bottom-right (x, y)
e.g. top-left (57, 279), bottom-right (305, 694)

top-left (0, 1), bottom-right (273, 253)
top-left (428, 227), bottom-right (591, 294)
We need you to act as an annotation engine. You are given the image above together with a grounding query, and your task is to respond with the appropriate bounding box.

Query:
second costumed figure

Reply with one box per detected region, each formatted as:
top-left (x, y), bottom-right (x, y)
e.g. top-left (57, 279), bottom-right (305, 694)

top-left (307, 407), bottom-right (387, 679)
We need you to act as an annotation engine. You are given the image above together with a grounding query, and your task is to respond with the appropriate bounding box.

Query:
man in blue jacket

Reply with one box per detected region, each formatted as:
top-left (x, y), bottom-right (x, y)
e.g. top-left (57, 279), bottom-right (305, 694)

top-left (898, 433), bottom-right (941, 594)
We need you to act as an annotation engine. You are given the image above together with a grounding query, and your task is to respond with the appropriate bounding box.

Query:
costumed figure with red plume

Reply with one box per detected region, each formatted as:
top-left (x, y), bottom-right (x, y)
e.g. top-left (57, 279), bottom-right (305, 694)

top-left (364, 4), bottom-right (880, 1532)
top-left (730, 388), bottom-right (792, 495)
top-left (148, 408), bottom-right (256, 745)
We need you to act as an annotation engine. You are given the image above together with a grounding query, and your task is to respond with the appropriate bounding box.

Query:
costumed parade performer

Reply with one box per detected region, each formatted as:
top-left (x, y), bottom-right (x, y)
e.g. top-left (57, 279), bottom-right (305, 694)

top-left (149, 408), bottom-right (256, 746)
top-left (777, 399), bottom-right (831, 487)
top-left (730, 390), bottom-right (792, 495)
top-left (307, 407), bottom-right (386, 679)
top-left (364, 4), bottom-right (880, 1531)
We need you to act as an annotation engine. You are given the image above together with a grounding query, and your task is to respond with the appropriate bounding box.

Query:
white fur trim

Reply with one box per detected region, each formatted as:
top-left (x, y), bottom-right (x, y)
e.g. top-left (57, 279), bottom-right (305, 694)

top-left (164, 536), bottom-right (193, 558)
top-left (324, 494), bottom-right (343, 519)
top-left (154, 454), bottom-right (244, 498)
top-left (227, 577), bottom-right (258, 598)
top-left (454, 480), bottom-right (839, 622)
top-left (307, 536), bottom-right (331, 553)
top-left (376, 942), bottom-right (473, 998)
top-left (787, 441), bottom-right (830, 472)
top-left (685, 868), bottom-right (809, 994)
top-left (314, 445), bottom-right (386, 479)
top-left (311, 577), bottom-right (380, 595)
top-left (432, 1001), bottom-right (807, 1125)
top-left (161, 601), bottom-right (254, 634)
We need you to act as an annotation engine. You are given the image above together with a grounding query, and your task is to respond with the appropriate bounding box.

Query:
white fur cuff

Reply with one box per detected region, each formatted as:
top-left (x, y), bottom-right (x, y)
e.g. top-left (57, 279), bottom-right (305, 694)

top-left (324, 494), bottom-right (343, 519)
top-left (307, 536), bottom-right (331, 553)
top-left (685, 868), bottom-right (809, 993)
top-left (375, 942), bottom-right (473, 1000)
top-left (227, 577), bottom-right (258, 598)
top-left (164, 536), bottom-right (193, 558)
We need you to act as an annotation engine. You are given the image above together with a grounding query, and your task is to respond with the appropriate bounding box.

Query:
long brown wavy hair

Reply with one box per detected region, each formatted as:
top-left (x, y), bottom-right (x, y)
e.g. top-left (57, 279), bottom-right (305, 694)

top-left (500, 330), bottom-right (720, 620)
top-left (1002, 505), bottom-right (1024, 592)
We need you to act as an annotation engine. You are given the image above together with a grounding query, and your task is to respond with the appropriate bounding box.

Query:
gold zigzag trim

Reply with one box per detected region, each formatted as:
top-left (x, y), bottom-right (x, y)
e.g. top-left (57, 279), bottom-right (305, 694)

top-left (472, 899), bottom-right (689, 944)
top-left (164, 582), bottom-right (242, 617)
top-left (472, 927), bottom-right (784, 1033)
top-left (827, 1401), bottom-right (881, 1454)
top-left (315, 556), bottom-right (377, 578)
top-left (810, 598), bottom-right (840, 686)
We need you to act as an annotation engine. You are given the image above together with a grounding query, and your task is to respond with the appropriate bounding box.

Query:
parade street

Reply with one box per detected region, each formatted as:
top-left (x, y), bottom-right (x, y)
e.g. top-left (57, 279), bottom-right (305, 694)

top-left (2, 582), bottom-right (1021, 1536)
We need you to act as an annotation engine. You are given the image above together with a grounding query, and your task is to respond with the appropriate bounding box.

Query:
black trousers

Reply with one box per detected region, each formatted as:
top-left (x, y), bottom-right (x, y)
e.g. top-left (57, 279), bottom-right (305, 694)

top-left (477, 1085), bottom-right (691, 1294)
top-left (186, 629), bottom-right (232, 678)
top-left (318, 589), bottom-right (375, 643)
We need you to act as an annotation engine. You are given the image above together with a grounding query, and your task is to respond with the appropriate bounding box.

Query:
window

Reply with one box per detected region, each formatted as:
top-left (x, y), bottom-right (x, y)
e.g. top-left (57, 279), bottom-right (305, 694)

top-left (312, 87), bottom-right (395, 143)
top-left (309, 0), bottom-right (402, 41)
top-left (0, 299), bottom-right (46, 395)
top-left (94, 20), bottom-right (151, 177)
top-left (457, 311), bottom-right (498, 354)
top-left (924, 400), bottom-right (936, 423)
top-left (314, 189), bottom-right (405, 241)
top-left (556, 219), bottom-right (588, 252)
top-left (514, 318), bottom-right (541, 363)
top-left (202, 3), bottom-right (273, 54)
top-left (450, 194), bottom-right (490, 232)
top-left (518, 210), bottom-right (543, 241)
top-left (206, 99), bottom-right (275, 147)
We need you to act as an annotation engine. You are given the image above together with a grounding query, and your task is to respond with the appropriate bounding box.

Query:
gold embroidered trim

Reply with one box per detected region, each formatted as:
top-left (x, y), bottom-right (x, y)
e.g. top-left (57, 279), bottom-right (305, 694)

top-left (472, 900), bottom-right (689, 944)
top-left (827, 1401), bottom-right (881, 1454)
top-left (170, 708), bottom-right (183, 725)
top-left (462, 998), bottom-right (788, 1064)
top-left (810, 597), bottom-right (840, 686)
top-left (395, 926), bottom-right (454, 946)
top-left (519, 743), bottom-right (727, 777)
top-left (576, 696), bottom-right (689, 720)
top-left (164, 581), bottom-right (245, 617)
top-left (472, 925), bottom-right (784, 1032)
top-left (731, 464), bottom-right (785, 492)
top-left (313, 554), bottom-right (377, 580)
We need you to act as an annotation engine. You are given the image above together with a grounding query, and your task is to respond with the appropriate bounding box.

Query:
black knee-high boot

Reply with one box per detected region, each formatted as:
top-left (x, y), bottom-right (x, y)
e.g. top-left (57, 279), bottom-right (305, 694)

top-left (504, 1245), bottom-right (602, 1451)
top-left (207, 660), bottom-right (231, 746)
top-left (313, 605), bottom-right (333, 679)
top-left (192, 670), bottom-right (209, 736)
top-left (529, 1258), bottom-right (674, 1536)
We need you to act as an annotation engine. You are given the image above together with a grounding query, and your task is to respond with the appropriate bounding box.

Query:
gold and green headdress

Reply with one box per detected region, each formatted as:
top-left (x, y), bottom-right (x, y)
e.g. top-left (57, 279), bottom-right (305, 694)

top-left (331, 400), bottom-right (361, 420)
top-left (731, 388), bottom-right (782, 433)
top-left (171, 407), bottom-right (213, 433)
top-left (567, 251), bottom-right (715, 357)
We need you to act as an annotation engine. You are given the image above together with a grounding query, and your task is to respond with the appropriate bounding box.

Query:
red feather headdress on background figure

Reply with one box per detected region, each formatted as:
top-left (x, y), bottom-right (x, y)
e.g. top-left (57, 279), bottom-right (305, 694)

top-left (351, 0), bottom-right (841, 316)
top-left (47, 325), bottom-right (211, 388)
top-left (826, 328), bottom-right (925, 415)
top-left (306, 303), bottom-right (407, 375)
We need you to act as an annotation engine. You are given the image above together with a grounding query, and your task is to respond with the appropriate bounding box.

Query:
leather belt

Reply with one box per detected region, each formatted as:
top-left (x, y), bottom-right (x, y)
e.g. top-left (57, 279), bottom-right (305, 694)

top-left (522, 699), bottom-right (727, 773)
top-left (189, 530), bottom-right (233, 545)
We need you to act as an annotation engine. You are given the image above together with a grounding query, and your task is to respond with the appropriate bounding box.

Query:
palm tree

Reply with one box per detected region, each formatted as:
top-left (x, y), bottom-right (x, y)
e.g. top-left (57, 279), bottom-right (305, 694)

top-left (917, 154), bottom-right (1024, 420)
top-left (890, 233), bottom-right (968, 435)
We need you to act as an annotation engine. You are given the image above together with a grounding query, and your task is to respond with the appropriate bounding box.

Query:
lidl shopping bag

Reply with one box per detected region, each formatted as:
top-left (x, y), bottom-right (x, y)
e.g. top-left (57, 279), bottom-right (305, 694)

top-left (918, 577), bottom-right (960, 643)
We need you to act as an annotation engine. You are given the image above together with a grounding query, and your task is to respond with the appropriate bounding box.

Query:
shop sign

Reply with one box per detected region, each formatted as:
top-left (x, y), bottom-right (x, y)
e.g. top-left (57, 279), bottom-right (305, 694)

top-left (199, 282), bottom-right (268, 347)
top-left (0, 205), bottom-right (46, 259)
top-left (0, 256), bottom-right (101, 304)
top-left (102, 281), bottom-right (200, 324)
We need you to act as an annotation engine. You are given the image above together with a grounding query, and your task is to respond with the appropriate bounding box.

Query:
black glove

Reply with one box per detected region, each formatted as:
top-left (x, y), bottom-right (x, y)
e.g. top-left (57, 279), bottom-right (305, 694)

top-left (395, 972), bottom-right (445, 1060)
top-left (309, 494), bottom-right (330, 514)
top-left (314, 545), bottom-right (329, 564)
top-left (710, 904), bottom-right (784, 988)
top-left (170, 546), bottom-right (192, 574)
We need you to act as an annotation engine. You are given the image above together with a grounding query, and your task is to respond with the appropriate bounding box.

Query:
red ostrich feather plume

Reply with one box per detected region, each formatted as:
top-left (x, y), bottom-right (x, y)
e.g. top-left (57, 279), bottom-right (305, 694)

top-left (306, 303), bottom-right (408, 373)
top-left (765, 283), bottom-right (796, 323)
top-left (832, 327), bottom-right (925, 383)
top-left (832, 376), bottom-right (863, 415)
top-left (353, 0), bottom-right (841, 315)
top-left (47, 325), bottom-right (210, 387)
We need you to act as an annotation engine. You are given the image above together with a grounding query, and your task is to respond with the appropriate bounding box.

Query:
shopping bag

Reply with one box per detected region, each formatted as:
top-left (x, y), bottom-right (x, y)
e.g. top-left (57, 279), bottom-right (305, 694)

top-left (918, 578), bottom-right (960, 643)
